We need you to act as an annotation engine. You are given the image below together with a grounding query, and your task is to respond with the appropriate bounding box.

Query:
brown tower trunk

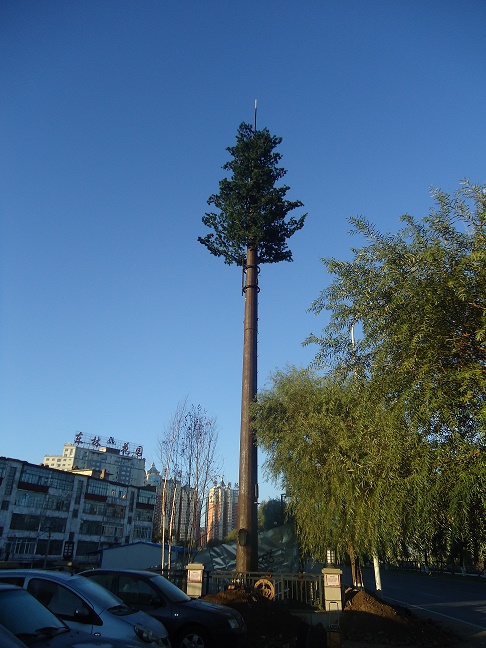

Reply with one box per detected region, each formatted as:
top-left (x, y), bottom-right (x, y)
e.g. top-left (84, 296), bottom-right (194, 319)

top-left (236, 245), bottom-right (259, 572)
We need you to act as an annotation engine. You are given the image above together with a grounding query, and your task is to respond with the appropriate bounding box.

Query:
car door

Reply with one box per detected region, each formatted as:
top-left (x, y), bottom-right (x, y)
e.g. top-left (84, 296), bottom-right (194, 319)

top-left (113, 574), bottom-right (174, 635)
top-left (26, 577), bottom-right (101, 635)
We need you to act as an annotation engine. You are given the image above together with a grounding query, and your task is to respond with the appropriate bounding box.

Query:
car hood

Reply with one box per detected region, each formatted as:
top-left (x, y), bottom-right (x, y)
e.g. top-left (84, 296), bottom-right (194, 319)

top-left (112, 608), bottom-right (169, 638)
top-left (28, 628), bottom-right (141, 647)
top-left (70, 642), bottom-right (139, 648)
top-left (186, 599), bottom-right (241, 619)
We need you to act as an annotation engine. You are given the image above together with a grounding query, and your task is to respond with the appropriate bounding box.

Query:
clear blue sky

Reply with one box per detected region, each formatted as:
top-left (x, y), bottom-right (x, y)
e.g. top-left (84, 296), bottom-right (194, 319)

top-left (1, 0), bottom-right (485, 502)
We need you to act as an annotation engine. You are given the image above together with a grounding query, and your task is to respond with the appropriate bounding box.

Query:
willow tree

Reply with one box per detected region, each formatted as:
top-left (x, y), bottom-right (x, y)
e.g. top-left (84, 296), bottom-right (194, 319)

top-left (252, 367), bottom-right (423, 581)
top-left (199, 121), bottom-right (306, 570)
top-left (306, 181), bottom-right (486, 441)
top-left (304, 181), bottom-right (486, 566)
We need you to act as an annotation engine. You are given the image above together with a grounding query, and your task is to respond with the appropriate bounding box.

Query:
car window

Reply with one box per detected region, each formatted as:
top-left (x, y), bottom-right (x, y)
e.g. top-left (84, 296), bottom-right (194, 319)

top-left (84, 572), bottom-right (114, 594)
top-left (118, 575), bottom-right (162, 607)
top-left (0, 576), bottom-right (25, 587)
top-left (148, 573), bottom-right (190, 603)
top-left (70, 574), bottom-right (127, 610)
top-left (0, 587), bottom-right (66, 636)
top-left (27, 578), bottom-right (94, 623)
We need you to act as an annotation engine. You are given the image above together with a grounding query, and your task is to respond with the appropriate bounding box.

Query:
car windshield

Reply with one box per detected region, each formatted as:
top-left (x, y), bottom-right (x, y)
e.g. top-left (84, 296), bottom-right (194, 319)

top-left (0, 588), bottom-right (68, 640)
top-left (69, 575), bottom-right (133, 612)
top-left (147, 574), bottom-right (191, 603)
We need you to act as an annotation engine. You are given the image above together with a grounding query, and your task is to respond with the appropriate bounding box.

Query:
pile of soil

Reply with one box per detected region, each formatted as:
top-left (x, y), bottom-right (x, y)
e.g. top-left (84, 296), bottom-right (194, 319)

top-left (204, 586), bottom-right (470, 648)
top-left (340, 588), bottom-right (463, 647)
top-left (204, 588), bottom-right (306, 647)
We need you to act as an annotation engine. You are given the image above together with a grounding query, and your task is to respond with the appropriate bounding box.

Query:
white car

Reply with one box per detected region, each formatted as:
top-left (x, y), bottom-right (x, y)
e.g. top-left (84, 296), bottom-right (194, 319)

top-left (0, 570), bottom-right (170, 647)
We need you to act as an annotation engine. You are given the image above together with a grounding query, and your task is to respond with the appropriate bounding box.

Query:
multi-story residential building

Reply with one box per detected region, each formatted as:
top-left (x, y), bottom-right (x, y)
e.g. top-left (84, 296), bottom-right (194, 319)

top-left (145, 463), bottom-right (201, 547)
top-left (206, 480), bottom-right (239, 543)
top-left (0, 456), bottom-right (156, 567)
top-left (43, 432), bottom-right (146, 487)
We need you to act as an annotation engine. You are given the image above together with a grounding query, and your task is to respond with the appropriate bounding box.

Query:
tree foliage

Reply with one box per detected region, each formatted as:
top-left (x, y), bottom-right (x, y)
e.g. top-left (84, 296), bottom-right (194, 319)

top-left (252, 369), bottom-right (413, 561)
top-left (253, 182), bottom-right (486, 566)
top-left (306, 181), bottom-right (486, 441)
top-left (198, 122), bottom-right (306, 265)
top-left (258, 497), bottom-right (287, 531)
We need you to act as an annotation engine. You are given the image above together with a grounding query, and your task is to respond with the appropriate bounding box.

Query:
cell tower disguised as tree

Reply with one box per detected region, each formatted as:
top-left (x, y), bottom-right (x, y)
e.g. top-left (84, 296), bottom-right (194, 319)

top-left (199, 116), bottom-right (306, 570)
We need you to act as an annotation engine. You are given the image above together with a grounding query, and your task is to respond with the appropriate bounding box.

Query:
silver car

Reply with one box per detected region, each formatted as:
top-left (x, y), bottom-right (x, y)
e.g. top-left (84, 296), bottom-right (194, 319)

top-left (0, 582), bottom-right (140, 647)
top-left (0, 570), bottom-right (170, 647)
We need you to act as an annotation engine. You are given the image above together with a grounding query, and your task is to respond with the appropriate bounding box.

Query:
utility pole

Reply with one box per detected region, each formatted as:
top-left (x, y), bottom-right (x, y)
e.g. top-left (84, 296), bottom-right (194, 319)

top-left (236, 244), bottom-right (259, 572)
top-left (198, 107), bottom-right (306, 571)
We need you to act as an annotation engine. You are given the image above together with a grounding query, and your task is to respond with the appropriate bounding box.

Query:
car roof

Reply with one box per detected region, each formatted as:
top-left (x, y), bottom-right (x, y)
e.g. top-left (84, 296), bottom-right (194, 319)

top-left (0, 583), bottom-right (22, 592)
top-left (83, 569), bottom-right (156, 574)
top-left (0, 569), bottom-right (77, 581)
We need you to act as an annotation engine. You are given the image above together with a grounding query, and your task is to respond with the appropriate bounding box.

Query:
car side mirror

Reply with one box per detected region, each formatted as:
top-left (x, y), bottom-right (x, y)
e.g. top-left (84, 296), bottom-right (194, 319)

top-left (149, 596), bottom-right (163, 606)
top-left (74, 608), bottom-right (90, 622)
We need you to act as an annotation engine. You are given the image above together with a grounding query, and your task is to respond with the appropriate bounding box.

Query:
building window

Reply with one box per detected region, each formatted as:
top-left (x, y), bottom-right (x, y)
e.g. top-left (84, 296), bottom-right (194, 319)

top-left (76, 540), bottom-right (98, 556)
top-left (83, 501), bottom-right (105, 516)
top-left (19, 465), bottom-right (50, 487)
top-left (74, 481), bottom-right (83, 505)
top-left (13, 538), bottom-right (36, 555)
top-left (10, 513), bottom-right (40, 531)
top-left (133, 526), bottom-right (151, 540)
top-left (138, 489), bottom-right (156, 506)
top-left (40, 517), bottom-right (66, 533)
top-left (86, 479), bottom-right (109, 497)
top-left (80, 520), bottom-right (102, 535)
top-left (4, 466), bottom-right (17, 496)
top-left (135, 509), bottom-right (153, 522)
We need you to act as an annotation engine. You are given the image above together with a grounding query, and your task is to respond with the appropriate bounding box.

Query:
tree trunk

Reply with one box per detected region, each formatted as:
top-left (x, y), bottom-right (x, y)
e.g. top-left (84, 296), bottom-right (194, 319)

top-left (373, 553), bottom-right (382, 593)
top-left (347, 541), bottom-right (363, 588)
top-left (236, 245), bottom-right (259, 572)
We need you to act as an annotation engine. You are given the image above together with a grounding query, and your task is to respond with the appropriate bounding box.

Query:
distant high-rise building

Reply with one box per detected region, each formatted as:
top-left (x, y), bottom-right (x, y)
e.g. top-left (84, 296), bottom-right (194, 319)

top-left (206, 480), bottom-right (239, 542)
top-left (145, 463), bottom-right (198, 546)
top-left (43, 432), bottom-right (146, 487)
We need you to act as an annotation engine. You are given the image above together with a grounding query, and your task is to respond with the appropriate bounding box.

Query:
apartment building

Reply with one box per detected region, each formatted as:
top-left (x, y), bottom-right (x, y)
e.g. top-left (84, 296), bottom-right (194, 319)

top-left (145, 463), bottom-right (200, 546)
top-left (43, 432), bottom-right (146, 487)
top-left (0, 456), bottom-right (156, 567)
top-left (206, 480), bottom-right (239, 542)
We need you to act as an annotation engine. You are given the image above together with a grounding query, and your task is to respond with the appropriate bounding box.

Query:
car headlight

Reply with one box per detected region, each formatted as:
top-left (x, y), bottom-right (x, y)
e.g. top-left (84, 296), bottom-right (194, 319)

top-left (134, 624), bottom-right (171, 646)
top-left (228, 618), bottom-right (240, 630)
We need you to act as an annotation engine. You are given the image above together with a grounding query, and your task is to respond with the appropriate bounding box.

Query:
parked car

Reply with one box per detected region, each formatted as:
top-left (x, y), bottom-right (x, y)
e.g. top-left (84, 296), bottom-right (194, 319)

top-left (0, 619), bottom-right (35, 648)
top-left (0, 582), bottom-right (141, 647)
top-left (0, 570), bottom-right (170, 647)
top-left (79, 569), bottom-right (246, 648)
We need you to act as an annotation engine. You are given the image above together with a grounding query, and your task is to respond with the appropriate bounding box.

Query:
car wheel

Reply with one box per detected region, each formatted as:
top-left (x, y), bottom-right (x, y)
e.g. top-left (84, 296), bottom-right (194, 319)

top-left (176, 624), bottom-right (210, 648)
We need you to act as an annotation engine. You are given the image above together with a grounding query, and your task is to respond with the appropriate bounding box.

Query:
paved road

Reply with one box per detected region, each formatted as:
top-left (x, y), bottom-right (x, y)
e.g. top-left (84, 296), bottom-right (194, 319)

top-left (341, 566), bottom-right (486, 644)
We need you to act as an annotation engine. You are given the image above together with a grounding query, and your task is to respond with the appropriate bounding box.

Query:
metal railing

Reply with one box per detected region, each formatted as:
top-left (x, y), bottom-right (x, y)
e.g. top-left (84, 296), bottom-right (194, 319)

top-left (199, 570), bottom-right (323, 608)
top-left (157, 568), bottom-right (324, 608)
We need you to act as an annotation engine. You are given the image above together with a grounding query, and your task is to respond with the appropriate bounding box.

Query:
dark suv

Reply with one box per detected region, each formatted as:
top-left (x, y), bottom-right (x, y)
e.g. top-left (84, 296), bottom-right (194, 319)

top-left (80, 569), bottom-right (246, 648)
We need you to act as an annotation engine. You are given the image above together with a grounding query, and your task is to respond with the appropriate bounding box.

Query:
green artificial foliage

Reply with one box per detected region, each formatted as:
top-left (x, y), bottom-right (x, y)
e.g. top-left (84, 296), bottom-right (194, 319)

top-left (199, 122), bottom-right (306, 264)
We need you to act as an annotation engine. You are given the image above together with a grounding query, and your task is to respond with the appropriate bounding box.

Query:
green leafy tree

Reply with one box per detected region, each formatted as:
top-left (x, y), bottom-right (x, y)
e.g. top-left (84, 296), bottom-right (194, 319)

top-left (306, 181), bottom-right (486, 440)
top-left (258, 498), bottom-right (287, 531)
top-left (252, 369), bottom-right (415, 572)
top-left (199, 121), bottom-right (306, 571)
top-left (299, 181), bottom-right (486, 566)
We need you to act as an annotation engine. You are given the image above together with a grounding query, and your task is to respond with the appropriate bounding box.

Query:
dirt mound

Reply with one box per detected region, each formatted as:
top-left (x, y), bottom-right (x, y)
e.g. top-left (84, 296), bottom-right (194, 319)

top-left (204, 588), bottom-right (306, 647)
top-left (341, 588), bottom-right (460, 646)
top-left (204, 586), bottom-right (466, 648)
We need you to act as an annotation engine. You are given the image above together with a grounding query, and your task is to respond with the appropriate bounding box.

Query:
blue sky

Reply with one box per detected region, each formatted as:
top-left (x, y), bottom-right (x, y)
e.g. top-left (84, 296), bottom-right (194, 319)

top-left (1, 0), bottom-right (485, 502)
